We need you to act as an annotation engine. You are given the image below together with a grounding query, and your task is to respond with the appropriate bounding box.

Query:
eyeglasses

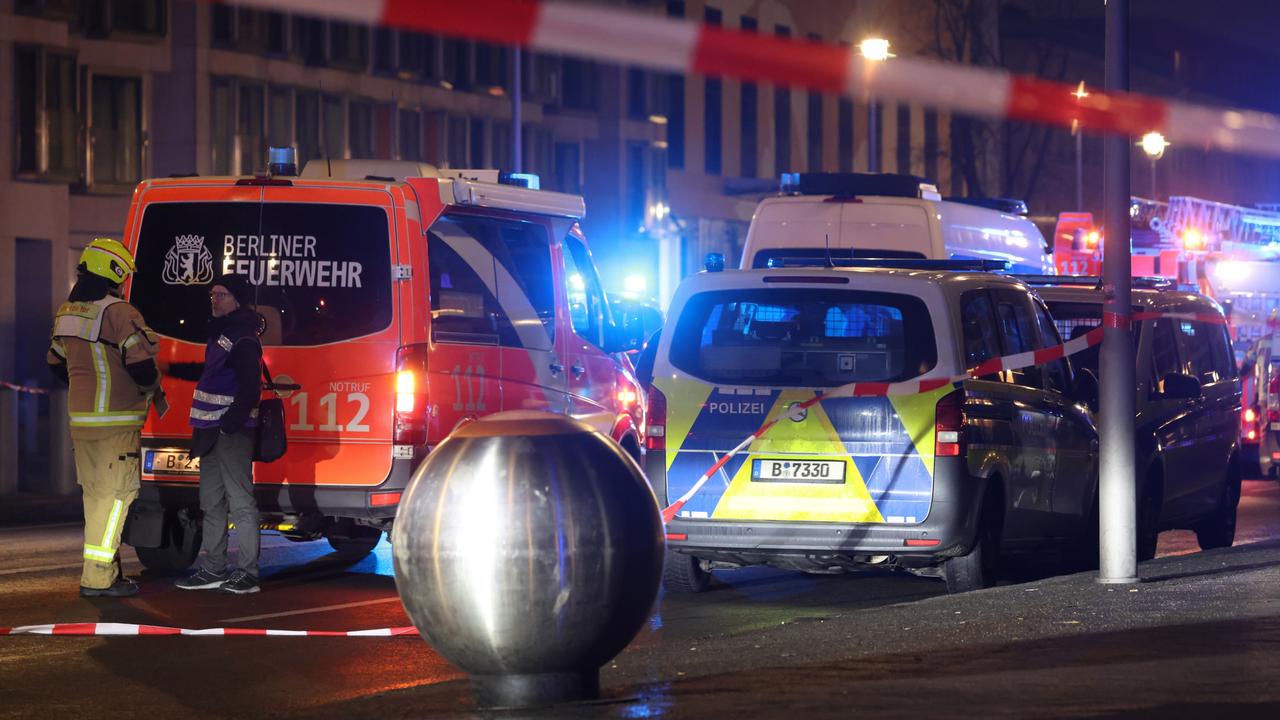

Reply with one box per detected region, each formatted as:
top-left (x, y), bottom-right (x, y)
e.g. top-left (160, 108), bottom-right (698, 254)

top-left (209, 290), bottom-right (234, 300)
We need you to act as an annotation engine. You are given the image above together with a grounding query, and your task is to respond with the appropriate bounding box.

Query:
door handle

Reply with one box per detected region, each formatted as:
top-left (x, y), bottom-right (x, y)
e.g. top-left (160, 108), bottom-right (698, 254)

top-left (571, 363), bottom-right (586, 378)
top-left (549, 362), bottom-right (564, 376)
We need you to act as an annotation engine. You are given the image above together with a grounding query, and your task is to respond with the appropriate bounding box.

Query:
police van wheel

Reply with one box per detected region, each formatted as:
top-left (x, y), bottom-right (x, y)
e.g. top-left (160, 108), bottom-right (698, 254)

top-left (326, 524), bottom-right (383, 558)
top-left (943, 492), bottom-right (1002, 593)
top-left (1195, 462), bottom-right (1241, 551)
top-left (134, 522), bottom-right (202, 574)
top-left (662, 550), bottom-right (710, 593)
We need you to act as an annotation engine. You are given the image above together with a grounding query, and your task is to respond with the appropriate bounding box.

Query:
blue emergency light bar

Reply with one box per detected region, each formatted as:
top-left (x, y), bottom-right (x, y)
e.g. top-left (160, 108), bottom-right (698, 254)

top-left (779, 172), bottom-right (941, 201)
top-left (499, 172), bottom-right (541, 189)
top-left (766, 257), bottom-right (1011, 272)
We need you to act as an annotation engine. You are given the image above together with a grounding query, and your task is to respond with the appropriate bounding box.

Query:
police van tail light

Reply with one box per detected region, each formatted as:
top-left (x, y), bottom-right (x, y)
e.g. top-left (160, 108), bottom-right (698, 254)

top-left (646, 386), bottom-right (667, 452)
top-left (935, 389), bottom-right (966, 458)
top-left (394, 344), bottom-right (429, 446)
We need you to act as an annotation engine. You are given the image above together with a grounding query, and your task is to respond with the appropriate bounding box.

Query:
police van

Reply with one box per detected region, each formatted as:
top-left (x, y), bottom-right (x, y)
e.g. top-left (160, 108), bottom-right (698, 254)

top-left (739, 173), bottom-right (1052, 274)
top-left (647, 260), bottom-right (1099, 593)
top-left (123, 158), bottom-right (646, 571)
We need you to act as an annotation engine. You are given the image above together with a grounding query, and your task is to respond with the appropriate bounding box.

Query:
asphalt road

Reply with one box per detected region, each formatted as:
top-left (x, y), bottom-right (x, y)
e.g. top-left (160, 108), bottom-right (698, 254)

top-left (1, 479), bottom-right (1277, 719)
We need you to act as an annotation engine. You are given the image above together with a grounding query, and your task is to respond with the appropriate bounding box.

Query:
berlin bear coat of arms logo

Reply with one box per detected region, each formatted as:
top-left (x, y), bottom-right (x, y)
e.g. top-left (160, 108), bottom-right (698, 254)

top-left (162, 234), bottom-right (214, 285)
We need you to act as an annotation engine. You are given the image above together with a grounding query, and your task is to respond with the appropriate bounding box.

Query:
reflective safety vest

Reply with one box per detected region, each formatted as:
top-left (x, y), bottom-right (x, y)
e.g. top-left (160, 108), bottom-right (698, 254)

top-left (190, 324), bottom-right (260, 429)
top-left (49, 296), bottom-right (159, 429)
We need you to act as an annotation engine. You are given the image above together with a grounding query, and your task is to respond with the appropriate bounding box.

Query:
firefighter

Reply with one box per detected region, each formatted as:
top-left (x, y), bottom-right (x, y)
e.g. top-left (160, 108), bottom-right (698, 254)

top-left (174, 274), bottom-right (263, 595)
top-left (48, 238), bottom-right (161, 598)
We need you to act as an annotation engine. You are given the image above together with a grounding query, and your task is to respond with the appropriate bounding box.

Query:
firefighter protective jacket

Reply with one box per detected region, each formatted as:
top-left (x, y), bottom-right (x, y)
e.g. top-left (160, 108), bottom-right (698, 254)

top-left (48, 297), bottom-right (160, 429)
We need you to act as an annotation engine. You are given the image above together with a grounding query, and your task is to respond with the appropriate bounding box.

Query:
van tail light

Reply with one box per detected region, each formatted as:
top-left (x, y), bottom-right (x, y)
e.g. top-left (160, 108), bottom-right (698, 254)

top-left (1245, 407), bottom-right (1257, 425)
top-left (394, 344), bottom-right (429, 446)
top-left (935, 389), bottom-right (965, 458)
top-left (646, 386), bottom-right (667, 452)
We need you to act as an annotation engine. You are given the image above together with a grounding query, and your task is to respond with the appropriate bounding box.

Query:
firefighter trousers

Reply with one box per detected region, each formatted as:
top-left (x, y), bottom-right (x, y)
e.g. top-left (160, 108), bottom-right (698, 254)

top-left (70, 428), bottom-right (141, 589)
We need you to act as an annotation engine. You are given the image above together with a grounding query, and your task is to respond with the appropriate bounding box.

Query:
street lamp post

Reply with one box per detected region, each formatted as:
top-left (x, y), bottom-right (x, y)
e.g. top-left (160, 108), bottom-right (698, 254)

top-left (1140, 131), bottom-right (1168, 200)
top-left (860, 38), bottom-right (891, 173)
top-left (1073, 81), bottom-right (1089, 210)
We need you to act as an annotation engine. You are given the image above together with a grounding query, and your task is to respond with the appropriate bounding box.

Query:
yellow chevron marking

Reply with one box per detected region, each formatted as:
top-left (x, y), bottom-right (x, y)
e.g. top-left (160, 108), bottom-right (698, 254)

top-left (711, 390), bottom-right (883, 523)
top-left (657, 376), bottom-right (713, 471)
top-left (887, 383), bottom-right (955, 478)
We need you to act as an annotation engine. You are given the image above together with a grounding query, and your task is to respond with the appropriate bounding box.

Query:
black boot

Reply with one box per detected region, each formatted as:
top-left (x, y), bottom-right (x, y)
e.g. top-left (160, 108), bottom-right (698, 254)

top-left (80, 578), bottom-right (139, 598)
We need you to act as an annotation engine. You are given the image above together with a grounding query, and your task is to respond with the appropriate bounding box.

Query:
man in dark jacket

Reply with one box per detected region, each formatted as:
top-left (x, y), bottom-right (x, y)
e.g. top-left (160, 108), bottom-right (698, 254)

top-left (175, 274), bottom-right (264, 594)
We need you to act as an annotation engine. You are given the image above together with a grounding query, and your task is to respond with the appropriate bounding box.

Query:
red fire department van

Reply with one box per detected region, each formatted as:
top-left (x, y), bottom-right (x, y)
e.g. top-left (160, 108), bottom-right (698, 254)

top-left (122, 160), bottom-right (647, 571)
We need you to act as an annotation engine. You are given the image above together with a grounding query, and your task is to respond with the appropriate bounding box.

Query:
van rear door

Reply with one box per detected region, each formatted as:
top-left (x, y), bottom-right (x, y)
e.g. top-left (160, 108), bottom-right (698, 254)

top-left (131, 184), bottom-right (401, 490)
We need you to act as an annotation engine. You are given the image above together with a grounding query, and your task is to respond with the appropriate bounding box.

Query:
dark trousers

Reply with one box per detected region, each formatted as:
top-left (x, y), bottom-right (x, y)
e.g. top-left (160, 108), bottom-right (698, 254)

top-left (197, 430), bottom-right (259, 577)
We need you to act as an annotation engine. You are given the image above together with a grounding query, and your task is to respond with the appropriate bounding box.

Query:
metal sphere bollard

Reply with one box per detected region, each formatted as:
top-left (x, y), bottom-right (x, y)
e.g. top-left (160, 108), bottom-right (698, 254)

top-left (391, 411), bottom-right (665, 709)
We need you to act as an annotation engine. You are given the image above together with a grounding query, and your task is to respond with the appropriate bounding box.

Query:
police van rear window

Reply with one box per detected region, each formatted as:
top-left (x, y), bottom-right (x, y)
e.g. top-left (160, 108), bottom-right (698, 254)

top-left (130, 202), bottom-right (393, 346)
top-left (670, 288), bottom-right (936, 386)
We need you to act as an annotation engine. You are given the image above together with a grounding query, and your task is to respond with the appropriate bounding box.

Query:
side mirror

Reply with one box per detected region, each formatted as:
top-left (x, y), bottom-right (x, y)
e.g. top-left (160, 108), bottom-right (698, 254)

top-left (1160, 372), bottom-right (1202, 400)
top-left (604, 319), bottom-right (647, 354)
top-left (1072, 368), bottom-right (1099, 411)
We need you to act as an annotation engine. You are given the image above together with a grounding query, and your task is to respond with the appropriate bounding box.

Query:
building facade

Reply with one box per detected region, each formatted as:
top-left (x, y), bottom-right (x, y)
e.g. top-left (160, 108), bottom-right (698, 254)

top-left (1, 0), bottom-right (971, 496)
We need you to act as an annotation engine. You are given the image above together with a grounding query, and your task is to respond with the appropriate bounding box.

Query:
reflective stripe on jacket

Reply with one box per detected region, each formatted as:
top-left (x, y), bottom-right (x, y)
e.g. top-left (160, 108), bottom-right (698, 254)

top-left (49, 297), bottom-right (159, 429)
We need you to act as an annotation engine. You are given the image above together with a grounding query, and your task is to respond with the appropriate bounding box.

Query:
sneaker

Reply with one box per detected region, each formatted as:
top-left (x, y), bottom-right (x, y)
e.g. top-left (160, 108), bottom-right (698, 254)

top-left (80, 578), bottom-right (139, 598)
top-left (219, 569), bottom-right (260, 595)
top-left (176, 568), bottom-right (229, 591)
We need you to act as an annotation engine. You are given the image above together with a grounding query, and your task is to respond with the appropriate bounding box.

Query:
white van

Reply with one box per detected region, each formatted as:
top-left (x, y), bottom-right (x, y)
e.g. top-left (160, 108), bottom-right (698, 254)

top-left (739, 173), bottom-right (1053, 274)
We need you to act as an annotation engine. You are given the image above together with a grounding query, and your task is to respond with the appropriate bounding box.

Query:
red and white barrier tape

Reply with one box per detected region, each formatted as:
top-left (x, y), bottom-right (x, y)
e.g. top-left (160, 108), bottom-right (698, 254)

top-left (223, 0), bottom-right (1280, 158)
top-left (660, 310), bottom-right (1228, 523)
top-left (0, 622), bottom-right (417, 637)
top-left (0, 381), bottom-right (48, 395)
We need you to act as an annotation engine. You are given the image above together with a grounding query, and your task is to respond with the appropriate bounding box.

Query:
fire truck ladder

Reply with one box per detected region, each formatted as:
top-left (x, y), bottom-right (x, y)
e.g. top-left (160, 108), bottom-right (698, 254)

top-left (1162, 196), bottom-right (1280, 249)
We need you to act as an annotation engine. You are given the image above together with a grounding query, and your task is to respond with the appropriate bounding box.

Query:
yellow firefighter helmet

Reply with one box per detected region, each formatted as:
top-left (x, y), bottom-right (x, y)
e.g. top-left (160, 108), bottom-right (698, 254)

top-left (79, 238), bottom-right (136, 285)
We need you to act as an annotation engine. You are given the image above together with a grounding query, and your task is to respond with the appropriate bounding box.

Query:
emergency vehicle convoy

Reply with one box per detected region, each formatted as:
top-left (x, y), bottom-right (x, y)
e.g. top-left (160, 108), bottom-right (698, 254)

top-left (739, 173), bottom-right (1053, 274)
top-left (647, 260), bottom-right (1101, 594)
top-left (121, 158), bottom-right (646, 572)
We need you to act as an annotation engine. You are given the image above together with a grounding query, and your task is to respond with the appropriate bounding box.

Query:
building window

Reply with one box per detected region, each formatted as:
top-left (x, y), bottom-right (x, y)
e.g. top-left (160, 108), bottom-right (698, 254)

top-left (807, 91), bottom-right (823, 171)
top-left (323, 95), bottom-right (345, 159)
top-left (237, 83), bottom-right (265, 174)
top-left (739, 16), bottom-right (758, 179)
top-left (667, 74), bottom-right (685, 169)
top-left (774, 25), bottom-right (791, 173)
top-left (296, 92), bottom-right (321, 169)
top-left (446, 115), bottom-right (468, 168)
top-left (442, 38), bottom-right (472, 90)
top-left (896, 105), bottom-right (911, 173)
top-left (399, 109), bottom-right (422, 161)
top-left (349, 100), bottom-right (374, 158)
top-left (924, 109), bottom-right (939, 182)
top-left (110, 0), bottom-right (166, 37)
top-left (627, 141), bottom-right (647, 232)
top-left (554, 141), bottom-right (581, 194)
top-left (89, 73), bottom-right (143, 189)
top-left (469, 118), bottom-right (486, 166)
top-left (211, 77), bottom-right (234, 174)
top-left (475, 43), bottom-right (510, 92)
top-left (268, 87), bottom-right (292, 149)
top-left (837, 98), bottom-right (854, 172)
top-left (14, 46), bottom-right (78, 182)
top-left (400, 32), bottom-right (430, 79)
top-left (561, 59), bottom-right (598, 111)
top-left (627, 67), bottom-right (648, 120)
top-left (329, 22), bottom-right (369, 71)
top-left (16, 0), bottom-right (79, 21)
top-left (492, 122), bottom-right (512, 169)
top-left (264, 12), bottom-right (288, 55)
top-left (373, 27), bottom-right (396, 75)
top-left (212, 6), bottom-right (235, 47)
top-left (704, 78), bottom-right (722, 176)
top-left (374, 103), bottom-right (394, 159)
top-left (235, 8), bottom-right (268, 52)
top-left (293, 17), bottom-right (326, 66)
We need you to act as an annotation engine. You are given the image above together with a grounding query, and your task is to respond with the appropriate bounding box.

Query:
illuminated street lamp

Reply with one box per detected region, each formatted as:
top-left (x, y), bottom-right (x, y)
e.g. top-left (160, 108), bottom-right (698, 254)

top-left (860, 37), bottom-right (892, 172)
top-left (1139, 131), bottom-right (1168, 200)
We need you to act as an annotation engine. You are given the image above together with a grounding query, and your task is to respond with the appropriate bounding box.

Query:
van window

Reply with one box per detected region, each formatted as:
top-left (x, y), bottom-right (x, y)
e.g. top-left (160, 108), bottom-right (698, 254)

top-left (561, 233), bottom-right (609, 348)
top-left (751, 248), bottom-right (925, 269)
top-left (960, 291), bottom-right (1001, 369)
top-left (427, 214), bottom-right (555, 350)
top-left (994, 290), bottom-right (1042, 389)
top-left (670, 288), bottom-right (935, 387)
top-left (1032, 301), bottom-right (1071, 393)
top-left (130, 202), bottom-right (393, 346)
top-left (1150, 318), bottom-right (1181, 385)
top-left (1177, 319), bottom-right (1233, 385)
top-left (1207, 323), bottom-right (1236, 381)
